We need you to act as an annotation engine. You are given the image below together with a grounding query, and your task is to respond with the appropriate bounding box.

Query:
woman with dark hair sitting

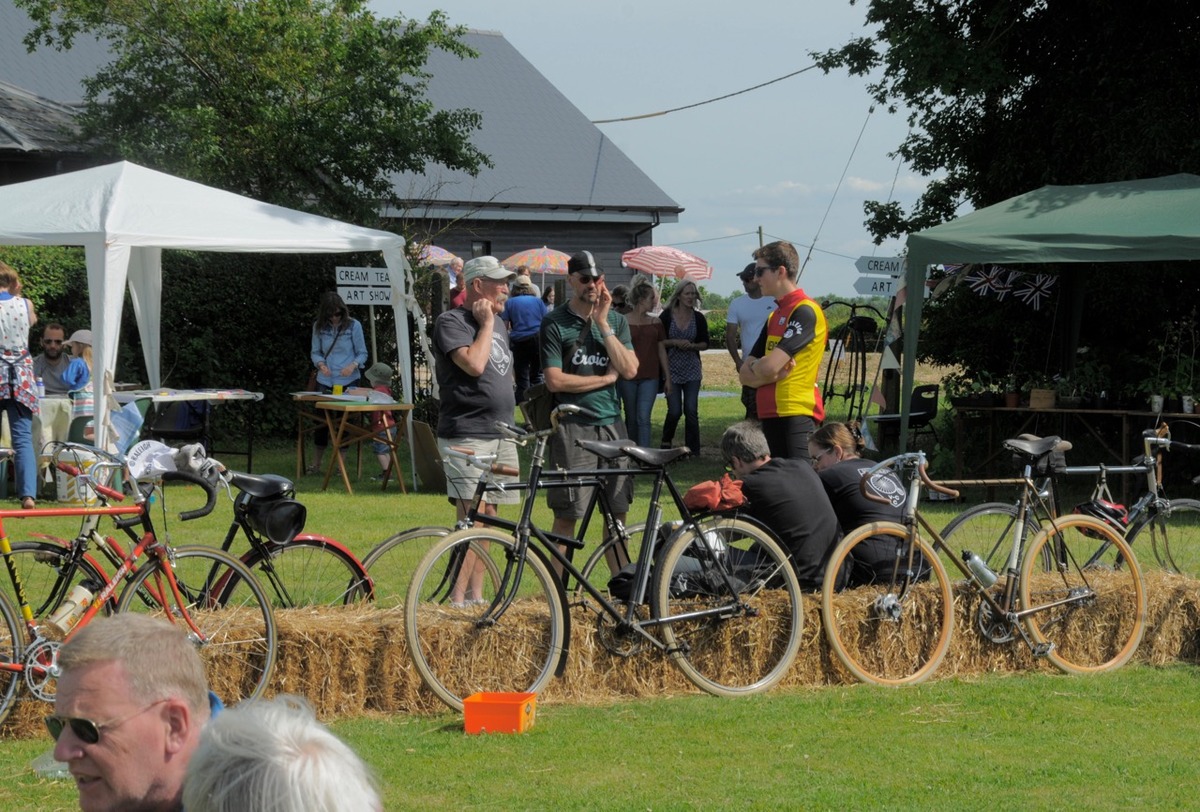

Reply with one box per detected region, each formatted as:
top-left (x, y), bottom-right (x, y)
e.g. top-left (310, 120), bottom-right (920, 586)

top-left (809, 421), bottom-right (924, 587)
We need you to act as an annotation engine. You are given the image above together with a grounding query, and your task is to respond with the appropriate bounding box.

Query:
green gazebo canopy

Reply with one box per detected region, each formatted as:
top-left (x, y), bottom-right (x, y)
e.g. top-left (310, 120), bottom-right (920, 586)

top-left (899, 173), bottom-right (1200, 438)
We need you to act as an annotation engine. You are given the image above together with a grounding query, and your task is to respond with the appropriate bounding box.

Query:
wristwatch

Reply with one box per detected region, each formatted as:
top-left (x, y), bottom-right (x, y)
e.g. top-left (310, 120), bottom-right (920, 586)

top-left (599, 327), bottom-right (615, 339)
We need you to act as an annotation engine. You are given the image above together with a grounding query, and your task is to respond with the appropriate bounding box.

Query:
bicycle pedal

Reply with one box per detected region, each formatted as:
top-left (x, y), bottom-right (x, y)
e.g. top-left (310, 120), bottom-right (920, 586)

top-left (1031, 642), bottom-right (1055, 658)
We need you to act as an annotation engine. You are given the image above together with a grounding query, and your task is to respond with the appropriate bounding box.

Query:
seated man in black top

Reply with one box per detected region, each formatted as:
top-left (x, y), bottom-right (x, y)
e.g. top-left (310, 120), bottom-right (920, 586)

top-left (720, 420), bottom-right (840, 591)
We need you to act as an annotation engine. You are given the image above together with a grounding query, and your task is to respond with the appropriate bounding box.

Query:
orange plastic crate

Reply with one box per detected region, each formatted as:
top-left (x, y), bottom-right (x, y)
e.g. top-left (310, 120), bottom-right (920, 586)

top-left (463, 692), bottom-right (537, 734)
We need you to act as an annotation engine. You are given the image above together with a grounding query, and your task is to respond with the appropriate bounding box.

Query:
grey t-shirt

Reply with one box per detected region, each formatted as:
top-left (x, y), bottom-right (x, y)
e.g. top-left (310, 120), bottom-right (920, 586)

top-left (33, 354), bottom-right (71, 395)
top-left (432, 307), bottom-right (515, 439)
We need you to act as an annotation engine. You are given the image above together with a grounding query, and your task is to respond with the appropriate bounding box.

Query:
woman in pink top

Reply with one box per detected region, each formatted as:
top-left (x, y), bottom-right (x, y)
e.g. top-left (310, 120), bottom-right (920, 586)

top-left (615, 278), bottom-right (668, 447)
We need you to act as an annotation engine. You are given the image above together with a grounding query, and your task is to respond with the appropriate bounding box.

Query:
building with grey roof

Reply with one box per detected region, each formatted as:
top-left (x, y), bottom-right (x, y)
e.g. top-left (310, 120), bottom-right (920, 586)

top-left (0, 7), bottom-right (680, 275)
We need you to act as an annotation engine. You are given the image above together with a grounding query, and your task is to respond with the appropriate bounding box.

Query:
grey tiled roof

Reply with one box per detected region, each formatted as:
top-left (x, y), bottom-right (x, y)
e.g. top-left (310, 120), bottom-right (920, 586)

top-left (0, 81), bottom-right (83, 152)
top-left (389, 30), bottom-right (681, 216)
top-left (0, 9), bottom-right (679, 216)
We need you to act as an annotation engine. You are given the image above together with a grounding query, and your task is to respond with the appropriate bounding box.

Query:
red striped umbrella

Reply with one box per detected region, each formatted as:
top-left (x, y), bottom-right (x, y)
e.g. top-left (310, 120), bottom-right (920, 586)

top-left (501, 246), bottom-right (571, 275)
top-left (621, 246), bottom-right (713, 281)
top-left (416, 244), bottom-right (460, 267)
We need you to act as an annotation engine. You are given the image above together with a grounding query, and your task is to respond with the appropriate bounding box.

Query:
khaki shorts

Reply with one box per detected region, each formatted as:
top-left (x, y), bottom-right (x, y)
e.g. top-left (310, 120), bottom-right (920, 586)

top-left (437, 437), bottom-right (520, 504)
top-left (546, 420), bottom-right (633, 520)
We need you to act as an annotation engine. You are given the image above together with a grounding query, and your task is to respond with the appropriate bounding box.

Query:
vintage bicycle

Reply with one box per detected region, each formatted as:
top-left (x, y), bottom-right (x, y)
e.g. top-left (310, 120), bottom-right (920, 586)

top-left (403, 406), bottom-right (803, 711)
top-left (820, 438), bottom-right (1146, 686)
top-left (0, 442), bottom-right (277, 726)
top-left (942, 426), bottom-right (1200, 576)
top-left (198, 454), bottom-right (374, 607)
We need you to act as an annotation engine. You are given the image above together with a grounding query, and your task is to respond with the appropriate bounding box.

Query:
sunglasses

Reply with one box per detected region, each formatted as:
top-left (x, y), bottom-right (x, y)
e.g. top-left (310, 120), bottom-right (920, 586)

top-left (46, 699), bottom-right (167, 745)
top-left (573, 275), bottom-right (599, 286)
top-left (42, 339), bottom-right (64, 345)
top-left (753, 265), bottom-right (776, 278)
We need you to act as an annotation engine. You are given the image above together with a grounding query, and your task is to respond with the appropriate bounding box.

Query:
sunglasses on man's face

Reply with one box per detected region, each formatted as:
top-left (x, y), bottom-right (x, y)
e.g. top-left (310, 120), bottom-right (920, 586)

top-left (43, 339), bottom-right (64, 345)
top-left (45, 699), bottom-right (167, 745)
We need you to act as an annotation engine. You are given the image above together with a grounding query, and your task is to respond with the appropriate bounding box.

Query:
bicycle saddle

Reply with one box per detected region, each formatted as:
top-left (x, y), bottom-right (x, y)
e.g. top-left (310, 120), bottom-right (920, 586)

top-left (1003, 435), bottom-right (1065, 461)
top-left (229, 471), bottom-right (294, 498)
top-left (623, 446), bottom-right (691, 467)
top-left (1015, 433), bottom-right (1073, 453)
top-left (575, 438), bottom-right (635, 460)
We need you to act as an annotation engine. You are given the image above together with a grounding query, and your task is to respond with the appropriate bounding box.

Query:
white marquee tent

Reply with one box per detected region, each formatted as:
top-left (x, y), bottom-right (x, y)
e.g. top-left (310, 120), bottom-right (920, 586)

top-left (0, 161), bottom-right (412, 447)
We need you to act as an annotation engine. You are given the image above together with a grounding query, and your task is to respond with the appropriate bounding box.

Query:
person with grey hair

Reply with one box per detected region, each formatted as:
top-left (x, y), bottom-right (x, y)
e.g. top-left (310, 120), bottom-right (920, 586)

top-left (182, 695), bottom-right (380, 812)
top-left (49, 614), bottom-right (216, 812)
top-left (721, 420), bottom-right (840, 591)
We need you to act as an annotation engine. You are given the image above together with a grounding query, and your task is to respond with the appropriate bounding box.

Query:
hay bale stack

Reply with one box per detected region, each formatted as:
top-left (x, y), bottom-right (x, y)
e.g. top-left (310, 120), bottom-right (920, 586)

top-left (3, 571), bottom-right (1198, 738)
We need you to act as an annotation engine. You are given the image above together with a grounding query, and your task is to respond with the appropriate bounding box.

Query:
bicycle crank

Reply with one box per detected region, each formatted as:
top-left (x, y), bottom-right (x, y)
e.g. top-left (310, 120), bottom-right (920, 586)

top-left (24, 638), bottom-right (63, 702)
top-left (595, 612), bottom-right (647, 657)
top-left (975, 599), bottom-right (1016, 643)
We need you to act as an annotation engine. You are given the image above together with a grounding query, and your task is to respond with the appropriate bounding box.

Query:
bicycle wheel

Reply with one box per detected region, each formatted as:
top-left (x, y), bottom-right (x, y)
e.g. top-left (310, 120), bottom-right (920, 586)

top-left (2, 541), bottom-right (115, 621)
top-left (405, 528), bottom-right (567, 712)
top-left (1020, 514), bottom-right (1145, 675)
top-left (653, 516), bottom-right (803, 696)
top-left (361, 526), bottom-right (452, 608)
top-left (941, 502), bottom-right (1042, 572)
top-left (821, 521), bottom-right (954, 686)
top-left (117, 546), bottom-right (277, 702)
top-left (238, 534), bottom-right (372, 608)
top-left (1128, 497), bottom-right (1200, 579)
top-left (0, 590), bottom-right (21, 727)
top-left (574, 521), bottom-right (646, 602)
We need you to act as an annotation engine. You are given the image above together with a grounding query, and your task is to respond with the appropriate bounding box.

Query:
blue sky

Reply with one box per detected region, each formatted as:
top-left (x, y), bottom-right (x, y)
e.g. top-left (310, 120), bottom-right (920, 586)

top-left (371, 0), bottom-right (929, 297)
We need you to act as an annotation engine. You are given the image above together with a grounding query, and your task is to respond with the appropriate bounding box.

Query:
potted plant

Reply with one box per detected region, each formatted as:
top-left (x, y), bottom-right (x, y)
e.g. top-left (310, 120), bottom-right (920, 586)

top-left (1072, 357), bottom-right (1113, 409)
top-left (1023, 373), bottom-right (1056, 410)
top-left (944, 371), bottom-right (998, 408)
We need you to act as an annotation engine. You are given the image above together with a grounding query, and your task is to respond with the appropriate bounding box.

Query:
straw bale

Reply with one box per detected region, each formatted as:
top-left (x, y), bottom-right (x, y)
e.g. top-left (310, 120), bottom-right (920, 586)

top-left (4, 572), bottom-right (1200, 738)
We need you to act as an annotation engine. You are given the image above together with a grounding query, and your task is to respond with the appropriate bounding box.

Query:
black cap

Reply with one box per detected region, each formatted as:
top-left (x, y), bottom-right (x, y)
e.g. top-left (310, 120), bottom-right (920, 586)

top-left (567, 250), bottom-right (602, 278)
top-left (738, 262), bottom-right (757, 280)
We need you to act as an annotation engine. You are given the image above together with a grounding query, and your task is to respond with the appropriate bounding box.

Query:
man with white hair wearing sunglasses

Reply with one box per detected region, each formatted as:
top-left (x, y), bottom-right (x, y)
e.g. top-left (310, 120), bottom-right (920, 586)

top-left (48, 614), bottom-right (217, 812)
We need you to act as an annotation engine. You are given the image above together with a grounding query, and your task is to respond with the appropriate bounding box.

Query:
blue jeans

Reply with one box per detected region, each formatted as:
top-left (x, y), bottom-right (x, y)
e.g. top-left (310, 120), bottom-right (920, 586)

top-left (3, 400), bottom-right (36, 500)
top-left (663, 378), bottom-right (701, 454)
top-left (616, 377), bottom-right (659, 448)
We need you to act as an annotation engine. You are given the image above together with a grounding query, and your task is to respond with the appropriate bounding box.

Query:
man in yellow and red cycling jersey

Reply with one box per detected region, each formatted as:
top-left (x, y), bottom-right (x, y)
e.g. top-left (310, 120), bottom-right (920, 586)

top-left (738, 240), bottom-right (827, 462)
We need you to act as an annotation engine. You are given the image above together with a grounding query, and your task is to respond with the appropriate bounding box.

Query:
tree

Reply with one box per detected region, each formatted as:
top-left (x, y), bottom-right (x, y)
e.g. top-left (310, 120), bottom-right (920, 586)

top-left (814, 0), bottom-right (1200, 240)
top-left (814, 1), bottom-right (1200, 396)
top-left (17, 0), bottom-right (491, 225)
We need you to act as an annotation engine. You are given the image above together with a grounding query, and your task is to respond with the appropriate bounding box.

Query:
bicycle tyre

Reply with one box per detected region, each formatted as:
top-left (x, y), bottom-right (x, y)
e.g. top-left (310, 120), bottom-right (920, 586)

top-left (405, 528), bottom-right (567, 712)
top-left (1020, 514), bottom-right (1145, 675)
top-left (3, 541), bottom-right (115, 621)
top-left (361, 526), bottom-right (452, 608)
top-left (116, 546), bottom-right (277, 702)
top-left (941, 502), bottom-right (1044, 572)
top-left (237, 534), bottom-right (373, 608)
top-left (821, 521), bottom-right (954, 686)
top-left (1127, 497), bottom-right (1200, 579)
top-left (0, 590), bottom-right (22, 728)
top-left (653, 517), bottom-right (803, 696)
top-left (574, 522), bottom-right (646, 602)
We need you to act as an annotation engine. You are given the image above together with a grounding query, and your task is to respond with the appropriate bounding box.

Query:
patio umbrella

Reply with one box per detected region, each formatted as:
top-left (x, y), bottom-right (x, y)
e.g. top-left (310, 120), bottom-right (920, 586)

top-left (417, 244), bottom-right (460, 267)
top-left (501, 246), bottom-right (571, 275)
top-left (621, 245), bottom-right (713, 281)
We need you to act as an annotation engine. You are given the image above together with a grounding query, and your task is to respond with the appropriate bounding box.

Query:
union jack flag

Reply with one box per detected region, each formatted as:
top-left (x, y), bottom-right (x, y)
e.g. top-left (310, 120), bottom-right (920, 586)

top-left (1013, 273), bottom-right (1057, 311)
top-left (965, 265), bottom-right (1008, 296)
top-left (991, 267), bottom-right (1018, 301)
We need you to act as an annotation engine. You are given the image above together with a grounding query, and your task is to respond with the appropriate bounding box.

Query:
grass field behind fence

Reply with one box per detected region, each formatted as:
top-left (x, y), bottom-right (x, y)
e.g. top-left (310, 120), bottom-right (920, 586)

top-left (5, 364), bottom-right (1198, 809)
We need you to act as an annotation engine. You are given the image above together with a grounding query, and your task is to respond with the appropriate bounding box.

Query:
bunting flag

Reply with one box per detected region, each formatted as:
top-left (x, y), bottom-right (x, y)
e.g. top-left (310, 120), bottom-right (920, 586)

top-left (1012, 273), bottom-right (1058, 311)
top-left (990, 268), bottom-right (1017, 301)
top-left (964, 265), bottom-right (1007, 295)
top-left (961, 264), bottom-right (1057, 311)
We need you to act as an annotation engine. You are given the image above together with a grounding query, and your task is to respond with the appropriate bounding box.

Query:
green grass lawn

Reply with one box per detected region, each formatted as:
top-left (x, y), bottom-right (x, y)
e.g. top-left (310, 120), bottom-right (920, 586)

top-left (3, 388), bottom-right (1197, 810)
top-left (4, 664), bottom-right (1198, 810)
